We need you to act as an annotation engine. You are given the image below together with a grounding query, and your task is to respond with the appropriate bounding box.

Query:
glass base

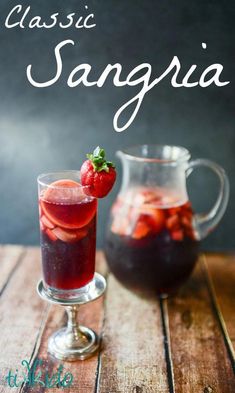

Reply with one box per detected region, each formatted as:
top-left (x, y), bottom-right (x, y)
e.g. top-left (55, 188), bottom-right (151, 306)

top-left (48, 325), bottom-right (100, 361)
top-left (38, 273), bottom-right (106, 306)
top-left (44, 279), bottom-right (93, 301)
top-left (37, 273), bottom-right (106, 361)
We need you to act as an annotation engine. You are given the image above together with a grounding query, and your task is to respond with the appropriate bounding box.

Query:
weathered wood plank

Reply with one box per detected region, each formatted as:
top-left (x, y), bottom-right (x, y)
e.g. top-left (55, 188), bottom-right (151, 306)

top-left (0, 245), bottom-right (25, 293)
top-left (204, 253), bottom-right (235, 364)
top-left (0, 247), bottom-right (47, 393)
top-left (1, 247), bottom-right (234, 393)
top-left (98, 275), bottom-right (169, 393)
top-left (22, 251), bottom-right (107, 393)
top-left (167, 256), bottom-right (235, 393)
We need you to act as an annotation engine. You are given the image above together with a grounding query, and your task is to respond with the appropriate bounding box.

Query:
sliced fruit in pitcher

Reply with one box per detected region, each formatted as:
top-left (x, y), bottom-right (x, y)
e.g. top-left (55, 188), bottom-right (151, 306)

top-left (110, 187), bottom-right (196, 241)
top-left (166, 214), bottom-right (180, 231)
top-left (171, 229), bottom-right (184, 241)
top-left (137, 205), bottom-right (165, 234)
top-left (132, 221), bottom-right (151, 239)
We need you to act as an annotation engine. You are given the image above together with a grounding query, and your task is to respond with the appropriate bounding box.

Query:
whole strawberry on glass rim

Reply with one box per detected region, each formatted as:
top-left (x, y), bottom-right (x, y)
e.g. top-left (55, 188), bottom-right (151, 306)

top-left (81, 146), bottom-right (116, 198)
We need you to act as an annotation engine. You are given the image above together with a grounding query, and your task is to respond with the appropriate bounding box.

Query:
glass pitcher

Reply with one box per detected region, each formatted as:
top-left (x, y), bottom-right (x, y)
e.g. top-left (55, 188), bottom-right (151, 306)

top-left (104, 145), bottom-right (229, 296)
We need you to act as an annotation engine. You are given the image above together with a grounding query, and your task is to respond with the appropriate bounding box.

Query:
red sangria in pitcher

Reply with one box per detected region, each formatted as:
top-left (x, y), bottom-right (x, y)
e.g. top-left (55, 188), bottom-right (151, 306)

top-left (105, 145), bottom-right (229, 296)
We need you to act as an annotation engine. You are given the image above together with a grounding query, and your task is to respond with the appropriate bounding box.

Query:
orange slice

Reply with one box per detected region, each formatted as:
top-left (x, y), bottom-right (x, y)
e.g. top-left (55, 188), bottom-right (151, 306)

top-left (45, 228), bottom-right (57, 242)
top-left (52, 227), bottom-right (87, 243)
top-left (75, 228), bottom-right (88, 240)
top-left (40, 179), bottom-right (97, 229)
top-left (40, 221), bottom-right (46, 231)
top-left (52, 227), bottom-right (77, 243)
top-left (43, 179), bottom-right (81, 203)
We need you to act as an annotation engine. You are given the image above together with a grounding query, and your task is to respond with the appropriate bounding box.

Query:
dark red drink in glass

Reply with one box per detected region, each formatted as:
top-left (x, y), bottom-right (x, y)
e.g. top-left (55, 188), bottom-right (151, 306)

top-left (38, 172), bottom-right (97, 298)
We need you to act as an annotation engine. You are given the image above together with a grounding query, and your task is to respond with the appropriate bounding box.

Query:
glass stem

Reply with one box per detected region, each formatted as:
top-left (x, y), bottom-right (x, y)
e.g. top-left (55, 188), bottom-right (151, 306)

top-left (65, 305), bottom-right (83, 344)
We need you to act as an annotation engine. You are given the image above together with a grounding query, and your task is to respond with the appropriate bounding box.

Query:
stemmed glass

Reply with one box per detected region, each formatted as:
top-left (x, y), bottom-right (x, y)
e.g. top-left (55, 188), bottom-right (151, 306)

top-left (37, 171), bottom-right (106, 361)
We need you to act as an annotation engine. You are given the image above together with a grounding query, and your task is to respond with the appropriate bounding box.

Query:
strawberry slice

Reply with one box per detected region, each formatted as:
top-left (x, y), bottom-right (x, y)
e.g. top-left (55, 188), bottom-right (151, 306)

top-left (132, 221), bottom-right (151, 239)
top-left (81, 146), bottom-right (116, 198)
top-left (171, 229), bottom-right (184, 241)
top-left (166, 214), bottom-right (180, 231)
top-left (138, 205), bottom-right (165, 234)
top-left (181, 216), bottom-right (192, 229)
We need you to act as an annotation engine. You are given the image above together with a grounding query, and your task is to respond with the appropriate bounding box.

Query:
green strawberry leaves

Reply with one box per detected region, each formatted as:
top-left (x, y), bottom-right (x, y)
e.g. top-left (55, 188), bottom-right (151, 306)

top-left (87, 146), bottom-right (115, 173)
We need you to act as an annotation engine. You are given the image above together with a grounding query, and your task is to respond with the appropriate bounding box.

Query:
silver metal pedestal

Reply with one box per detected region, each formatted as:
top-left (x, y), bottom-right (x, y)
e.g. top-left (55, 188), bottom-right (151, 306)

top-left (37, 273), bottom-right (106, 361)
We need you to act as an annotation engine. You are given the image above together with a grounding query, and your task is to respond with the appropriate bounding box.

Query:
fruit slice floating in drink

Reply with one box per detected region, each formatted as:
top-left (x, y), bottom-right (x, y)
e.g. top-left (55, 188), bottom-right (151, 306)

top-left (40, 179), bottom-right (97, 232)
top-left (110, 188), bottom-right (196, 241)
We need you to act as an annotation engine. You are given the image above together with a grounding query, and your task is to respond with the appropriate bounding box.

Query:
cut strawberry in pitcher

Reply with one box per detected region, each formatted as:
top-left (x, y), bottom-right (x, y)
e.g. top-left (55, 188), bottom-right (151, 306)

top-left (171, 229), bottom-right (184, 241)
top-left (109, 187), bottom-right (197, 243)
top-left (132, 221), bottom-right (151, 239)
top-left (138, 205), bottom-right (165, 234)
top-left (181, 216), bottom-right (192, 229)
top-left (166, 215), bottom-right (180, 231)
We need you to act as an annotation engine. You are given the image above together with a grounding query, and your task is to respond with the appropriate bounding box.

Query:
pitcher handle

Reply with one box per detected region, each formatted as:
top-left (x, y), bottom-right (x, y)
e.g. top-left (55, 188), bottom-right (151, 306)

top-left (187, 159), bottom-right (230, 240)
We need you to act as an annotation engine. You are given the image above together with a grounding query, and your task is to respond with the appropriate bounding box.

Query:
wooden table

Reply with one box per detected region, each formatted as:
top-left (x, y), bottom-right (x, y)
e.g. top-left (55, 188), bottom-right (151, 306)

top-left (0, 246), bottom-right (234, 392)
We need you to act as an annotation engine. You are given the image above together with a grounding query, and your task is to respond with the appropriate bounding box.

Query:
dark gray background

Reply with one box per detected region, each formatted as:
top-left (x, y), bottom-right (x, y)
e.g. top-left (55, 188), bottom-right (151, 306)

top-left (0, 0), bottom-right (234, 250)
